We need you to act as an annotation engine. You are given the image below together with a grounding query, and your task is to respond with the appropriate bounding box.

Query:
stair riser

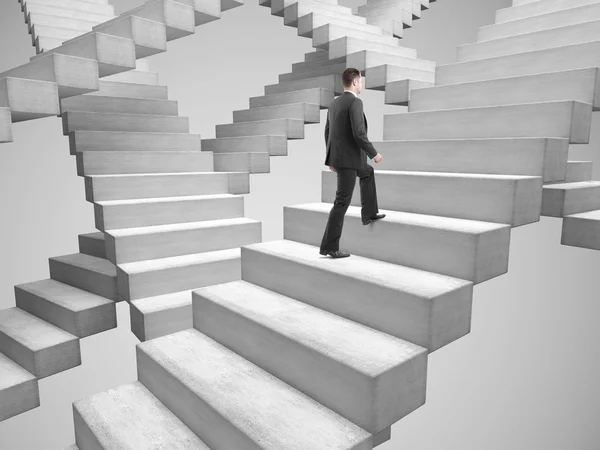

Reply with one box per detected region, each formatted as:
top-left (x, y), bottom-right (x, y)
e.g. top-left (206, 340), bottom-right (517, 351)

top-left (213, 153), bottom-right (271, 173)
top-left (216, 120), bottom-right (304, 139)
top-left (291, 56), bottom-right (346, 73)
top-left (370, 138), bottom-right (568, 183)
top-left (61, 97), bottom-right (178, 116)
top-left (241, 246), bottom-right (473, 352)
top-left (24, 3), bottom-right (114, 23)
top-left (541, 185), bottom-right (600, 216)
top-left (233, 104), bottom-right (320, 124)
top-left (272, 0), bottom-right (347, 17)
top-left (27, 12), bottom-right (99, 32)
top-left (14, 288), bottom-right (116, 338)
top-left (87, 81), bottom-right (168, 99)
top-left (0, 78), bottom-right (60, 122)
top-left (365, 65), bottom-right (435, 90)
top-left (0, 376), bottom-right (39, 422)
top-left (409, 68), bottom-right (600, 112)
top-left (203, 136), bottom-right (287, 156)
top-left (22, 0), bottom-right (114, 15)
top-left (249, 89), bottom-right (334, 109)
top-left (78, 233), bottom-right (107, 259)
top-left (266, 75), bottom-right (343, 95)
top-left (49, 259), bottom-right (119, 301)
top-left (105, 223), bottom-right (261, 264)
top-left (459, 20), bottom-right (600, 62)
top-left (284, 4), bottom-right (364, 27)
top-left (384, 101), bottom-right (592, 144)
top-left (298, 12), bottom-right (373, 38)
top-left (384, 79), bottom-right (433, 105)
top-left (69, 131), bottom-right (200, 153)
top-left (281, 63), bottom-right (347, 83)
top-left (118, 254), bottom-right (240, 301)
top-left (347, 51), bottom-right (436, 72)
top-left (76, 151), bottom-right (213, 175)
top-left (63, 112), bottom-right (189, 134)
top-left (103, 70), bottom-right (159, 84)
top-left (36, 36), bottom-right (64, 52)
top-left (436, 41), bottom-right (600, 86)
top-left (192, 290), bottom-right (428, 433)
top-left (496, 0), bottom-right (600, 24)
top-left (96, 196), bottom-right (244, 231)
top-left (283, 206), bottom-right (510, 284)
top-left (312, 26), bottom-right (399, 50)
top-left (479, 2), bottom-right (600, 41)
top-left (31, 25), bottom-right (82, 44)
top-left (561, 214), bottom-right (600, 250)
top-left (130, 301), bottom-right (192, 342)
top-left (328, 37), bottom-right (416, 61)
top-left (92, 15), bottom-right (167, 59)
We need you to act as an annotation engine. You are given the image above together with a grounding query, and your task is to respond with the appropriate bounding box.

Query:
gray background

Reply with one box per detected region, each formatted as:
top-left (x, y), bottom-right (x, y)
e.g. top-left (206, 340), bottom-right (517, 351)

top-left (0, 0), bottom-right (599, 448)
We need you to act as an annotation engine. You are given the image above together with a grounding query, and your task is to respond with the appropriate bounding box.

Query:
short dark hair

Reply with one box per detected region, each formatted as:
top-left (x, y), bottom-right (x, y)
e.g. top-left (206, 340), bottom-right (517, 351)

top-left (342, 68), bottom-right (361, 87)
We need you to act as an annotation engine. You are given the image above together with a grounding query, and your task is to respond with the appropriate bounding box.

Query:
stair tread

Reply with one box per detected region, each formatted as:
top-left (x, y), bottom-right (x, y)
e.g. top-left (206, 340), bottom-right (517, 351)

top-left (543, 180), bottom-right (600, 190)
top-left (131, 289), bottom-right (194, 314)
top-left (75, 381), bottom-right (210, 449)
top-left (119, 247), bottom-right (240, 274)
top-left (108, 217), bottom-right (259, 237)
top-left (565, 209), bottom-right (600, 219)
top-left (0, 308), bottom-right (77, 351)
top-left (51, 253), bottom-right (116, 277)
top-left (15, 279), bottom-right (113, 311)
top-left (97, 193), bottom-right (236, 206)
top-left (370, 169), bottom-right (539, 180)
top-left (139, 329), bottom-right (371, 447)
top-left (88, 171), bottom-right (228, 179)
top-left (0, 353), bottom-right (36, 390)
top-left (246, 239), bottom-right (471, 295)
top-left (198, 279), bottom-right (426, 376)
top-left (295, 202), bottom-right (507, 233)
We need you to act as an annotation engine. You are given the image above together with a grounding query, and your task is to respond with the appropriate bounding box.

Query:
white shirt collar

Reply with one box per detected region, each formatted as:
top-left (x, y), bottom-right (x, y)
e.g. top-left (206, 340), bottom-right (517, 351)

top-left (343, 90), bottom-right (358, 97)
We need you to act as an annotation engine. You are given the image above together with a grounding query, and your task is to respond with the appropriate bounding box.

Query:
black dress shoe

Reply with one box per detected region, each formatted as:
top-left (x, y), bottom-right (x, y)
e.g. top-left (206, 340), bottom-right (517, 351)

top-left (319, 250), bottom-right (350, 258)
top-left (362, 213), bottom-right (386, 226)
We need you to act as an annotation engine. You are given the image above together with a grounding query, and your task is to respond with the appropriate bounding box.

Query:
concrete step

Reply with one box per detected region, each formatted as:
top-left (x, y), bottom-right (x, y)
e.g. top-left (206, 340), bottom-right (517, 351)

top-left (0, 77), bottom-right (59, 122)
top-left (561, 208), bottom-right (600, 250)
top-left (155, 0), bottom-right (221, 27)
top-left (436, 39), bottom-right (600, 86)
top-left (384, 79), bottom-right (433, 104)
top-left (76, 150), bottom-right (213, 175)
top-left (95, 193), bottom-right (244, 231)
top-left (103, 69), bottom-right (159, 84)
top-left (0, 108), bottom-right (12, 142)
top-left (27, 12), bottom-right (100, 33)
top-left (90, 15), bottom-right (167, 59)
top-left (104, 217), bottom-right (261, 264)
top-left (312, 23), bottom-right (400, 50)
top-left (84, 171), bottom-right (249, 202)
top-left (0, 353), bottom-right (39, 422)
top-left (62, 111), bottom-right (189, 134)
top-left (364, 16), bottom-right (408, 39)
top-left (241, 239), bottom-right (472, 351)
top-left (130, 289), bottom-right (194, 341)
top-left (49, 253), bottom-right (119, 301)
top-left (298, 11), bottom-right (378, 38)
top-left (100, 0), bottom-right (195, 41)
top-left (23, 2), bottom-right (115, 24)
top-left (202, 135), bottom-right (287, 155)
top-left (322, 169), bottom-right (542, 226)
top-left (347, 50), bottom-right (436, 72)
top-left (233, 102), bottom-right (320, 123)
top-left (0, 308), bottom-right (80, 379)
top-left (35, 35), bottom-right (64, 52)
top-left (283, 2), bottom-right (360, 27)
top-left (365, 64), bottom-right (435, 90)
top-left (73, 381), bottom-right (210, 449)
top-left (283, 202), bottom-right (510, 283)
top-left (30, 24), bottom-right (84, 43)
top-left (272, 0), bottom-right (351, 18)
top-left (193, 279), bottom-right (428, 433)
top-left (136, 329), bottom-right (373, 449)
top-left (409, 68), bottom-right (600, 112)
top-left (88, 80), bottom-right (168, 99)
top-left (0, 53), bottom-right (99, 98)
top-left (213, 152), bottom-right (271, 173)
top-left (458, 19), bottom-right (600, 62)
top-left (541, 181), bottom-right (600, 216)
top-left (215, 118), bottom-right (304, 139)
top-left (221, 0), bottom-right (243, 11)
top-left (69, 131), bottom-right (200, 153)
top-left (61, 95), bottom-right (177, 116)
top-left (14, 279), bottom-right (116, 338)
top-left (31, 32), bottom-right (136, 77)
top-left (545, 160), bottom-right (593, 184)
top-left (327, 36), bottom-right (417, 60)
top-left (373, 137), bottom-right (568, 182)
top-left (78, 232), bottom-right (106, 259)
top-left (358, 0), bottom-right (418, 27)
top-left (304, 48), bottom-right (330, 61)
top-left (22, 0), bottom-right (114, 15)
top-left (249, 88), bottom-right (334, 109)
top-left (383, 101), bottom-right (592, 143)
top-left (479, 2), bottom-right (600, 41)
top-left (496, 0), bottom-right (600, 24)
top-left (266, 74), bottom-right (343, 95)
top-left (118, 247), bottom-right (241, 301)
top-left (280, 62), bottom-right (347, 83)
top-left (291, 55), bottom-right (346, 73)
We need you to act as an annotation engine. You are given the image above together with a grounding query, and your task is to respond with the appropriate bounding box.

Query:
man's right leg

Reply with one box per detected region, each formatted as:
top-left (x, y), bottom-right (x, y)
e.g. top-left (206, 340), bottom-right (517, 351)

top-left (319, 167), bottom-right (356, 253)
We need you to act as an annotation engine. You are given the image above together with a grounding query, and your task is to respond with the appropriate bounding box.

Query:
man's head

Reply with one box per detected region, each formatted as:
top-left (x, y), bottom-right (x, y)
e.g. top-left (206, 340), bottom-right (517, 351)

top-left (342, 68), bottom-right (362, 95)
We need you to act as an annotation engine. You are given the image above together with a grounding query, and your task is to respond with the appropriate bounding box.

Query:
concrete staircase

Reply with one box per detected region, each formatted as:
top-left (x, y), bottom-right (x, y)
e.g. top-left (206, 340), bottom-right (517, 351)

top-left (1, 0), bottom-right (598, 448)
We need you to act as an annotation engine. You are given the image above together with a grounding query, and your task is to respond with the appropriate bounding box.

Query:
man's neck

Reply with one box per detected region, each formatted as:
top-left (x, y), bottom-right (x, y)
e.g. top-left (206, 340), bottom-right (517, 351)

top-left (344, 89), bottom-right (358, 97)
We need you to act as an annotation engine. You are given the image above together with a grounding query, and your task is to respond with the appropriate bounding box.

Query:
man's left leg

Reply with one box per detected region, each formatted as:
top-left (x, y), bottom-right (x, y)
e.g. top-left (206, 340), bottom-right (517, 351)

top-left (358, 164), bottom-right (379, 221)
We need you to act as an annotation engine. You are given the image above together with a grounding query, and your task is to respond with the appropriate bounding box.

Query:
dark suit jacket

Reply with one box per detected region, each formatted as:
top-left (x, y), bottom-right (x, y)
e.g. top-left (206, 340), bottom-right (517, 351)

top-left (324, 91), bottom-right (377, 170)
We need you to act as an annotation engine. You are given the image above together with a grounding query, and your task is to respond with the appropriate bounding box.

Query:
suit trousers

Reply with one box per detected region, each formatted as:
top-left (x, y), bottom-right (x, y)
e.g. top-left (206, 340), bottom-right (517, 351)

top-left (320, 164), bottom-right (379, 252)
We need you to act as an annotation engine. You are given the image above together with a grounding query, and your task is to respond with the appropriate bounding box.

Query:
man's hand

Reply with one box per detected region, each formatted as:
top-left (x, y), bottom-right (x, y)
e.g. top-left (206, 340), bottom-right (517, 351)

top-left (329, 166), bottom-right (336, 172)
top-left (373, 153), bottom-right (383, 163)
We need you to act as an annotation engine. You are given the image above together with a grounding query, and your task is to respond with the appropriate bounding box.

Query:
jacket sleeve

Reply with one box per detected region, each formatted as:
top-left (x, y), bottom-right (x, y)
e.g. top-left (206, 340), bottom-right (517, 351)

top-left (324, 108), bottom-right (330, 146)
top-left (349, 98), bottom-right (377, 159)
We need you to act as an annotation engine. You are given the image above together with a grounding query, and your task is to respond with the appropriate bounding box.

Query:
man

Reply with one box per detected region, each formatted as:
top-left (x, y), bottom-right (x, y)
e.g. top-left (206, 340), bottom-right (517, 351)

top-left (319, 67), bottom-right (385, 259)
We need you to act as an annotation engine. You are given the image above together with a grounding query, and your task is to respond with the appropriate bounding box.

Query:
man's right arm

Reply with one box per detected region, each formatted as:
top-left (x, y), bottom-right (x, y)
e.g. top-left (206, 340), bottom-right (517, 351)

top-left (324, 109), bottom-right (330, 146)
top-left (349, 98), bottom-right (378, 159)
